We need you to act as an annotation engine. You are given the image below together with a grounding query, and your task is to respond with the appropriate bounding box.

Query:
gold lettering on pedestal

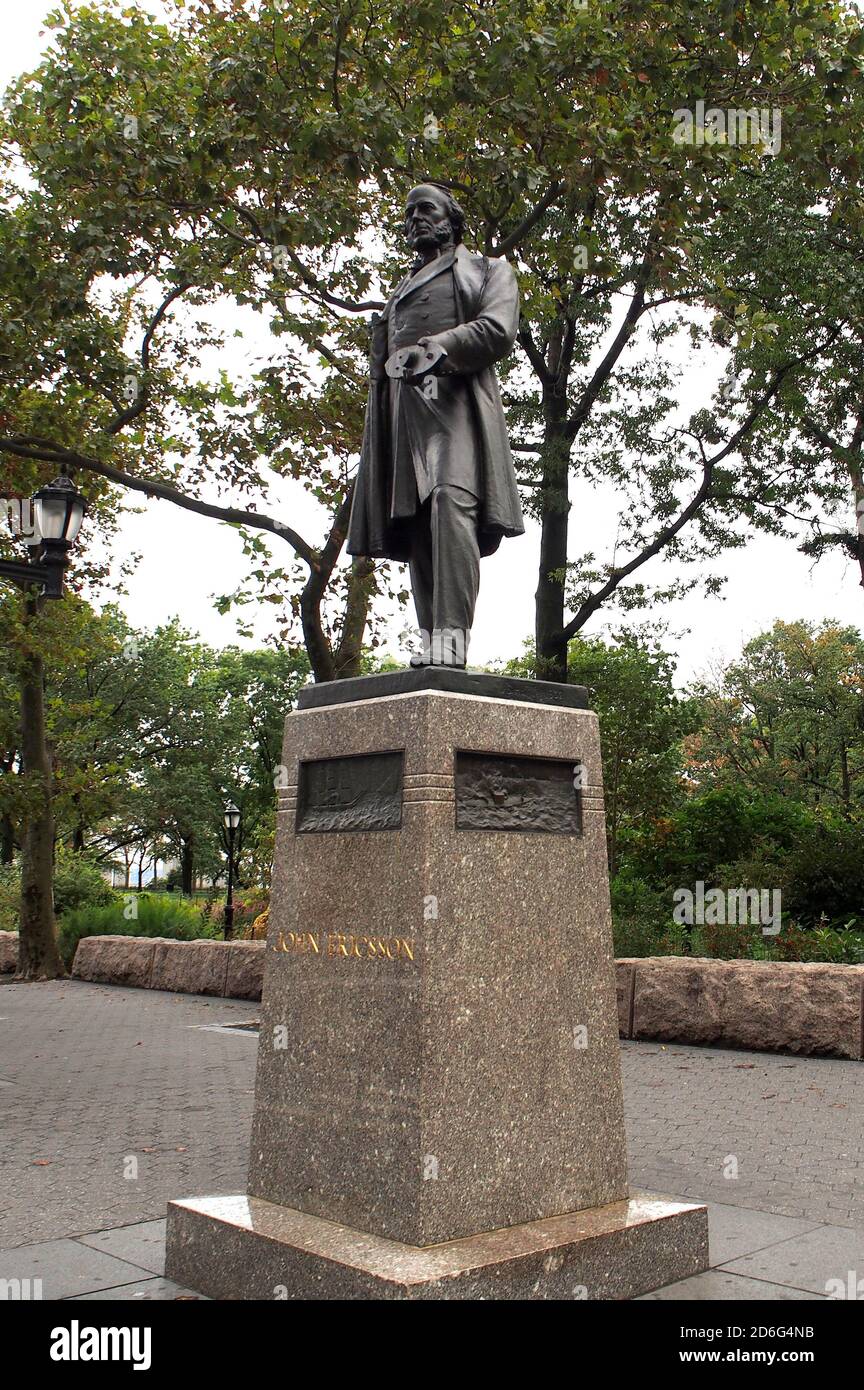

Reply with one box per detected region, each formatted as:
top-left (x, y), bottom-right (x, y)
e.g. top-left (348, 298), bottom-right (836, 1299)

top-left (273, 929), bottom-right (416, 962)
top-left (327, 933), bottom-right (416, 961)
top-left (276, 930), bottom-right (321, 954)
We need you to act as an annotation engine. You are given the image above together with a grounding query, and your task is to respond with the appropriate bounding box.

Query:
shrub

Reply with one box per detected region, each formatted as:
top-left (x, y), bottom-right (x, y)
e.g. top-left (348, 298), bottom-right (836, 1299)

top-left (783, 818), bottom-right (864, 924)
top-left (621, 789), bottom-right (815, 889)
top-left (233, 888), bottom-right (269, 930)
top-left (243, 906), bottom-right (269, 941)
top-left (610, 874), bottom-right (670, 957)
top-left (204, 887), bottom-right (268, 932)
top-left (53, 847), bottom-right (115, 918)
top-left (695, 918), bottom-right (757, 961)
top-left (58, 892), bottom-right (215, 967)
top-left (0, 862), bottom-right (18, 933)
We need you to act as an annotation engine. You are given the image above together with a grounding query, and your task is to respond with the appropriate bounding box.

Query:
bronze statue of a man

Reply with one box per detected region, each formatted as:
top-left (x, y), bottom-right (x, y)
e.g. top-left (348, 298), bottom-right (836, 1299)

top-left (347, 183), bottom-right (524, 667)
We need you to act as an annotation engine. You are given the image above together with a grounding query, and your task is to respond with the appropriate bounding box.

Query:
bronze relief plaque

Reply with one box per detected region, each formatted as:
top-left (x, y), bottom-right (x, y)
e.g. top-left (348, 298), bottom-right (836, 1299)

top-left (296, 751), bottom-right (403, 833)
top-left (455, 752), bottom-right (582, 833)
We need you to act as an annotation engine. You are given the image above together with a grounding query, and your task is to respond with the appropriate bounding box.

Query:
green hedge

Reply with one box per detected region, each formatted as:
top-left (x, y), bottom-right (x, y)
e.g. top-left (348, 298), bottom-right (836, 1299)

top-left (59, 892), bottom-right (218, 968)
top-left (0, 863), bottom-right (18, 933)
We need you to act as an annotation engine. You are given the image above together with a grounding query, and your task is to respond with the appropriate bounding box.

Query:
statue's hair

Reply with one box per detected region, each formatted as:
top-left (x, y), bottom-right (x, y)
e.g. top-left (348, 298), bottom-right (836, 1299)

top-left (406, 182), bottom-right (465, 244)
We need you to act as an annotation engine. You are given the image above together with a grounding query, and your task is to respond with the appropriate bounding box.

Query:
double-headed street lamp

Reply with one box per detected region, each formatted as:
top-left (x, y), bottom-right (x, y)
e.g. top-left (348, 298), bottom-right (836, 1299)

top-left (0, 474), bottom-right (87, 598)
top-left (223, 801), bottom-right (241, 941)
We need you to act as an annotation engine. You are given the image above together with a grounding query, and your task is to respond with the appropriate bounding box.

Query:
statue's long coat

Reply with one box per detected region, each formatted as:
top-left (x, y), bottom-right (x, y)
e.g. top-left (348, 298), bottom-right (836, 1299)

top-left (346, 244), bottom-right (525, 562)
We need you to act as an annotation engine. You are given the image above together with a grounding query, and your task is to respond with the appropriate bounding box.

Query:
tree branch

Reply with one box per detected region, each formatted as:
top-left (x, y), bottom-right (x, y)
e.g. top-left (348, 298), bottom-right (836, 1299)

top-left (281, 244), bottom-right (385, 313)
top-left (491, 182), bottom-right (563, 258)
top-left (559, 344), bottom-right (834, 641)
top-left (299, 487), bottom-right (355, 679)
top-left (106, 280), bottom-right (193, 435)
top-left (564, 263), bottom-right (653, 441)
top-left (517, 319), bottom-right (553, 387)
top-left (0, 435), bottom-right (316, 567)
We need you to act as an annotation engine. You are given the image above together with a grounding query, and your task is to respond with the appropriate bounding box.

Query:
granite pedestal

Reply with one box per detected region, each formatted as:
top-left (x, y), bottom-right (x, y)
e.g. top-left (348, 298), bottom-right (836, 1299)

top-left (166, 670), bottom-right (707, 1298)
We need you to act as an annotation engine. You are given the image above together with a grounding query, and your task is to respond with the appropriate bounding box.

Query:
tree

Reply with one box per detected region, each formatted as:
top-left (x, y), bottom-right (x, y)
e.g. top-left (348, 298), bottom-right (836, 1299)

top-left (98, 624), bottom-right (309, 893)
top-left (506, 628), bottom-right (697, 872)
top-left (688, 620), bottom-right (864, 818)
top-left (0, 587), bottom-right (309, 967)
top-left (0, 3), bottom-right (382, 681)
top-left (4, 0), bottom-right (860, 684)
top-left (0, 586), bottom-right (72, 976)
top-left (663, 157), bottom-right (864, 602)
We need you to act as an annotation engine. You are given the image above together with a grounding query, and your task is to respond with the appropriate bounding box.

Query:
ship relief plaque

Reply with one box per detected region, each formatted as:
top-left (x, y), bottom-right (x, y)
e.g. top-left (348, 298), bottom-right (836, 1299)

top-left (455, 752), bottom-right (582, 833)
top-left (296, 751), bottom-right (403, 833)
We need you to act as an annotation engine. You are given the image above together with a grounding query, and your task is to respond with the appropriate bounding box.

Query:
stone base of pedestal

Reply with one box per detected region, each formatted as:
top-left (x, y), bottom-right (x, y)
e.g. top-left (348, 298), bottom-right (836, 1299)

top-left (165, 1192), bottom-right (708, 1301)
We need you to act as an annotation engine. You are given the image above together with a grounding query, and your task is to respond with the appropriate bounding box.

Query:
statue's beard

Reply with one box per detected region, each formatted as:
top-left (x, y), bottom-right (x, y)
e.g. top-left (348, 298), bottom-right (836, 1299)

top-left (408, 221), bottom-right (453, 254)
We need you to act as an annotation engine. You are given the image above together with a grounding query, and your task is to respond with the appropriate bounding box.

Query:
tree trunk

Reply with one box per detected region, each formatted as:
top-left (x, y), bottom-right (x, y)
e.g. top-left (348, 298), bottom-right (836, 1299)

top-left (180, 838), bottom-right (195, 896)
top-left (17, 592), bottom-right (65, 980)
top-left (301, 488), bottom-right (373, 682)
top-left (0, 813), bottom-right (14, 865)
top-left (334, 558), bottom-right (376, 678)
top-left (300, 579), bottom-right (336, 682)
top-left (535, 403), bottom-right (571, 683)
top-left (840, 742), bottom-right (852, 818)
top-left (851, 464), bottom-right (864, 591)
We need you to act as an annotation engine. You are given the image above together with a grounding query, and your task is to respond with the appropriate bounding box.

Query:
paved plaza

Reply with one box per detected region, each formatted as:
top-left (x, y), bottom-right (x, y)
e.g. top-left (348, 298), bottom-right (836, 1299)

top-left (1, 977), bottom-right (862, 1300)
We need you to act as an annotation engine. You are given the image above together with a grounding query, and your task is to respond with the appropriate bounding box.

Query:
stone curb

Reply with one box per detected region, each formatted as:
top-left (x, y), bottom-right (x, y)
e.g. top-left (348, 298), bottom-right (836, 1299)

top-left (0, 931), bottom-right (18, 973)
top-left (14, 933), bottom-right (864, 1058)
top-left (71, 935), bottom-right (265, 1000)
top-left (616, 957), bottom-right (864, 1059)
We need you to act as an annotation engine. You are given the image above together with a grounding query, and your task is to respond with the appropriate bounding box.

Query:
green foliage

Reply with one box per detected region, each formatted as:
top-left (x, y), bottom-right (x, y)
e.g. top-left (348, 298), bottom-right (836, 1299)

top-left (508, 629), bottom-right (697, 871)
top-left (0, 862), bottom-right (18, 932)
top-left (782, 820), bottom-right (864, 925)
top-left (0, 597), bottom-right (310, 890)
top-left (58, 892), bottom-right (215, 969)
top-left (689, 621), bottom-right (864, 815)
top-left (52, 845), bottom-right (114, 918)
top-left (625, 786), bottom-right (814, 887)
top-left (612, 905), bottom-right (864, 965)
top-left (202, 886), bottom-right (269, 934)
top-left (803, 927), bottom-right (864, 965)
top-left (610, 873), bottom-right (671, 959)
top-left (552, 621), bottom-right (864, 961)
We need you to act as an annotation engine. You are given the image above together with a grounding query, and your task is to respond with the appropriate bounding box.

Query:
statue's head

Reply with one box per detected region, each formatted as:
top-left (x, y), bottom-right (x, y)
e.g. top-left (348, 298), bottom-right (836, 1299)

top-left (404, 183), bottom-right (465, 253)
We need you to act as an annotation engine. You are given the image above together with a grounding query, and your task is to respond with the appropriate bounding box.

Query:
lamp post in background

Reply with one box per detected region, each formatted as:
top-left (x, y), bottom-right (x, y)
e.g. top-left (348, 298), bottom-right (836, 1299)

top-left (223, 802), bottom-right (241, 941)
top-left (0, 473), bottom-right (87, 597)
top-left (0, 473), bottom-right (87, 979)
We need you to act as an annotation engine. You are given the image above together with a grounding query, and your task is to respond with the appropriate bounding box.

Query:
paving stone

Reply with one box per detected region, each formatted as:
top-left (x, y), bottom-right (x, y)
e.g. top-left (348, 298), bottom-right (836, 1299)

top-left (703, 1203), bottom-right (824, 1265)
top-left (0, 980), bottom-right (255, 1248)
top-left (720, 1224), bottom-right (864, 1296)
top-left (68, 1277), bottom-right (206, 1301)
top-left (0, 1238), bottom-right (148, 1300)
top-left (622, 1040), bottom-right (864, 1229)
top-left (638, 1269), bottom-right (826, 1300)
top-left (76, 1219), bottom-right (166, 1275)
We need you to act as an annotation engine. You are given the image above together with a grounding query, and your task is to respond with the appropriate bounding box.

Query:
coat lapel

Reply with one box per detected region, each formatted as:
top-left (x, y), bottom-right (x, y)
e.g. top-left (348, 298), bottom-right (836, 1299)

top-left (389, 247), bottom-right (456, 310)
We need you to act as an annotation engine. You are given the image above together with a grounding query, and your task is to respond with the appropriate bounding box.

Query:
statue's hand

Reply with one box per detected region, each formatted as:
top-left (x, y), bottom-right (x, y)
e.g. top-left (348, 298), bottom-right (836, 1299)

top-left (385, 341), bottom-right (448, 383)
top-left (412, 338), bottom-right (448, 380)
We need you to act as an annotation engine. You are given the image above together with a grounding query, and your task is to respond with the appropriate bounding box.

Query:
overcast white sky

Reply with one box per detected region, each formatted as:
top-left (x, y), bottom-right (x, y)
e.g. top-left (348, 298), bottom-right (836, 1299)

top-left (4, 1), bottom-right (862, 687)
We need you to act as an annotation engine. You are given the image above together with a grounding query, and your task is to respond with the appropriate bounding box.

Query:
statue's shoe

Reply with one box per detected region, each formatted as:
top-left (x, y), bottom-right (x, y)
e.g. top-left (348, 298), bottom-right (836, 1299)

top-left (407, 652), bottom-right (467, 669)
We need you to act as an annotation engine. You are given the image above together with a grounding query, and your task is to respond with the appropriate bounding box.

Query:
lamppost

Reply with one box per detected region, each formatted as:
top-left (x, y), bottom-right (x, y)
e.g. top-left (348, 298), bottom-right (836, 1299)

top-left (0, 473), bottom-right (86, 979)
top-left (223, 802), bottom-right (241, 941)
top-left (0, 473), bottom-right (87, 597)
